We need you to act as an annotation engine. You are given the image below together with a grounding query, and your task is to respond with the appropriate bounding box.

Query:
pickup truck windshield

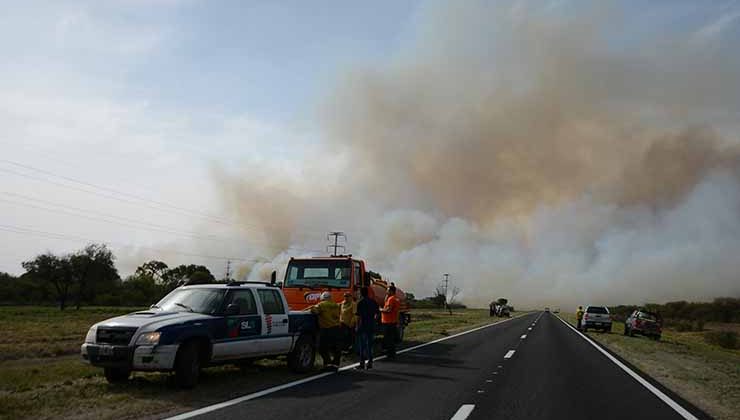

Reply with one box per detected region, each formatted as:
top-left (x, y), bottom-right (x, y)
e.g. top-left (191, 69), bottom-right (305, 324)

top-left (155, 289), bottom-right (225, 314)
top-left (285, 260), bottom-right (351, 288)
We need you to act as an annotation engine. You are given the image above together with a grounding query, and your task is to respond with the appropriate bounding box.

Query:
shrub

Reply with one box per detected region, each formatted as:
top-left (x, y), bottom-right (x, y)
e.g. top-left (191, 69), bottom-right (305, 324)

top-left (665, 319), bottom-right (704, 332)
top-left (703, 331), bottom-right (738, 349)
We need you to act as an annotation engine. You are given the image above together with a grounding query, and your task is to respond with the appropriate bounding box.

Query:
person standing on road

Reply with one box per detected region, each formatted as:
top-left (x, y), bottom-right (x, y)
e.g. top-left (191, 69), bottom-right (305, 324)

top-left (340, 291), bottom-right (357, 352)
top-left (380, 285), bottom-right (401, 360)
top-left (355, 286), bottom-right (379, 370)
top-left (576, 306), bottom-right (584, 330)
top-left (308, 291), bottom-right (342, 370)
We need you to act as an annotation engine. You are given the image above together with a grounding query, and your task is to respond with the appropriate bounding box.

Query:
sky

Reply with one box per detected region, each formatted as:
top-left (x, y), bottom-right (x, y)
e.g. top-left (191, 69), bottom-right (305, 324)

top-left (0, 0), bottom-right (421, 275)
top-left (2, 1), bottom-right (740, 307)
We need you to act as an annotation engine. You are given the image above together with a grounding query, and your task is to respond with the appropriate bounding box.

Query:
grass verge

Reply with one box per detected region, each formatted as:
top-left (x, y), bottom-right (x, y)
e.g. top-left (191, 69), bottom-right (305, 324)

top-left (560, 313), bottom-right (740, 420)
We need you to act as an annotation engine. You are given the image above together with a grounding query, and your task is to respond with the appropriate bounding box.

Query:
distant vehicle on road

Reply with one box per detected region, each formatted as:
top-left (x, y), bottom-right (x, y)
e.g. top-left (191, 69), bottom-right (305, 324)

top-left (582, 306), bottom-right (612, 332)
top-left (544, 307), bottom-right (550, 312)
top-left (81, 283), bottom-right (318, 388)
top-left (490, 298), bottom-right (511, 317)
top-left (624, 309), bottom-right (662, 340)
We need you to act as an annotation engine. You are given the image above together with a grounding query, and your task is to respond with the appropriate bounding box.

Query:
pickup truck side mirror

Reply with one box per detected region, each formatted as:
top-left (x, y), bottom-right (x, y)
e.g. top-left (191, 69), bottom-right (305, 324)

top-left (225, 304), bottom-right (240, 316)
top-left (270, 270), bottom-right (277, 285)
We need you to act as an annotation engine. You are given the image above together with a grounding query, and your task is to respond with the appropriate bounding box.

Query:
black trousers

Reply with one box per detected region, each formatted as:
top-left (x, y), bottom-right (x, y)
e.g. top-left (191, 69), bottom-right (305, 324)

top-left (383, 323), bottom-right (398, 358)
top-left (319, 327), bottom-right (342, 366)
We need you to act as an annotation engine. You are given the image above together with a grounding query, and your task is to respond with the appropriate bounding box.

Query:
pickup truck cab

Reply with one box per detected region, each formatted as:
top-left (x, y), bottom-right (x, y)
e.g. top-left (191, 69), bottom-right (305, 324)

top-left (81, 282), bottom-right (318, 388)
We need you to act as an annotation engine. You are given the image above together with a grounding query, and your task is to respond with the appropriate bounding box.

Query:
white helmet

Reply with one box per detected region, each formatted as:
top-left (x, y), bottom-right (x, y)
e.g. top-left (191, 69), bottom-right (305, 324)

top-left (320, 291), bottom-right (332, 301)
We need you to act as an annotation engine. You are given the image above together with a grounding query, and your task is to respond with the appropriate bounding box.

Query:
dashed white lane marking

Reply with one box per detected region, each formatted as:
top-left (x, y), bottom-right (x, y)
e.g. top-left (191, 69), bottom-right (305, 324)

top-left (504, 350), bottom-right (516, 359)
top-left (528, 327), bottom-right (532, 330)
top-left (555, 315), bottom-right (698, 420)
top-left (520, 334), bottom-right (527, 339)
top-left (450, 404), bottom-right (476, 420)
top-left (486, 379), bottom-right (493, 383)
top-left (165, 313), bottom-right (534, 420)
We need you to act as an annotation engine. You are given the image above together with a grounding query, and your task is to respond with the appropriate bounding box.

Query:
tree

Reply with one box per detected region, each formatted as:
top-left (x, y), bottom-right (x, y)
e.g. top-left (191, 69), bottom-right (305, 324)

top-left (164, 264), bottom-right (215, 291)
top-left (135, 260), bottom-right (169, 283)
top-left (432, 286), bottom-right (447, 308)
top-left (447, 286), bottom-right (461, 314)
top-left (70, 244), bottom-right (119, 310)
top-left (22, 253), bottom-right (73, 310)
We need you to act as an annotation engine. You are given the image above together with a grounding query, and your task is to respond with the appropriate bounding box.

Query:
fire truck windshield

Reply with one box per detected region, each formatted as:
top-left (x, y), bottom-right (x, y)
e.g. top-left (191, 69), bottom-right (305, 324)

top-left (285, 260), bottom-right (352, 288)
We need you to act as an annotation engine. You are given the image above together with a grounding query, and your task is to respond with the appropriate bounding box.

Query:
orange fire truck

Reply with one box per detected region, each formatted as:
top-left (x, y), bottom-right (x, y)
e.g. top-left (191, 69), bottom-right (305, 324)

top-left (278, 255), bottom-right (411, 340)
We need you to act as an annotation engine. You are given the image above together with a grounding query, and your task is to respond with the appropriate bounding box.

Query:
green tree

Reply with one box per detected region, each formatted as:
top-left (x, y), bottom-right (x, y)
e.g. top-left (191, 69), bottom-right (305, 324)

top-left (135, 260), bottom-right (170, 283)
top-left (70, 244), bottom-right (119, 310)
top-left (164, 264), bottom-right (215, 291)
top-left (22, 253), bottom-right (73, 310)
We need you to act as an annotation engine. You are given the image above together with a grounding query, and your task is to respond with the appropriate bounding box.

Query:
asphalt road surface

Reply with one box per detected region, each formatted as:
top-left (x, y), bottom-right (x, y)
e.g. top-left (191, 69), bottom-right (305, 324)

top-left (169, 312), bottom-right (709, 420)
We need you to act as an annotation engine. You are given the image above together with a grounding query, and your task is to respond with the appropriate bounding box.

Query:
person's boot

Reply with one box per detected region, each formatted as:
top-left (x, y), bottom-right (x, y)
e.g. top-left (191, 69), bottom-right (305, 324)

top-left (355, 361), bottom-right (365, 370)
top-left (366, 360), bottom-right (373, 369)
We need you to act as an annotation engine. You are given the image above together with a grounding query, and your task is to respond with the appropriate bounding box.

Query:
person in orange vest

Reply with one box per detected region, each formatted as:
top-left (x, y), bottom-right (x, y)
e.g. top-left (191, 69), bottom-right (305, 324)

top-left (380, 285), bottom-right (401, 359)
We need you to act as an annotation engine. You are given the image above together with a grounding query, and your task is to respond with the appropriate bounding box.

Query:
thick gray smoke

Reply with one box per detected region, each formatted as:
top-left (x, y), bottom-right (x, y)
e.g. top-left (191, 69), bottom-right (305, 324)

top-left (216, 1), bottom-right (740, 308)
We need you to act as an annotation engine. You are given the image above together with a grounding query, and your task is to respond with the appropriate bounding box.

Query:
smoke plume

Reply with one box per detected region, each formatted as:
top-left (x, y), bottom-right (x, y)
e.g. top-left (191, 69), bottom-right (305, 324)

top-left (216, 1), bottom-right (740, 308)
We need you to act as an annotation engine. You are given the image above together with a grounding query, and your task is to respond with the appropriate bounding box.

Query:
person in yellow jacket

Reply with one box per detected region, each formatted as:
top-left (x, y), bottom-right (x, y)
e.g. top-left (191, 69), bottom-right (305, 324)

top-left (576, 306), bottom-right (584, 330)
top-left (340, 291), bottom-right (357, 352)
top-left (308, 292), bottom-right (341, 369)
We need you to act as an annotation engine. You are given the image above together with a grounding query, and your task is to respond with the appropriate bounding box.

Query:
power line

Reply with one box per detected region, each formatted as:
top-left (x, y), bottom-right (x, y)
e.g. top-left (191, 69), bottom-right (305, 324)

top-left (0, 223), bottom-right (267, 263)
top-left (0, 139), bottom-right (162, 197)
top-left (0, 159), bottom-right (332, 237)
top-left (0, 191), bottom-right (320, 253)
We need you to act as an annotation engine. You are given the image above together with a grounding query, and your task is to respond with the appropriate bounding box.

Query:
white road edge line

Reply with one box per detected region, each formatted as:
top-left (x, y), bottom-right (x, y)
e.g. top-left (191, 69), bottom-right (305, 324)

top-left (504, 350), bottom-right (516, 359)
top-left (164, 313), bottom-right (532, 420)
top-left (450, 404), bottom-right (475, 420)
top-left (554, 315), bottom-right (698, 420)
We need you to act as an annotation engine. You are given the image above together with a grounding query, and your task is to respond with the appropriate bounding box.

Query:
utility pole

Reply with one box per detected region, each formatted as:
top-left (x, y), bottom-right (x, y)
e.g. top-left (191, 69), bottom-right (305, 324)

top-left (225, 260), bottom-right (232, 281)
top-left (443, 273), bottom-right (450, 313)
top-left (443, 273), bottom-right (449, 298)
top-left (327, 232), bottom-right (346, 256)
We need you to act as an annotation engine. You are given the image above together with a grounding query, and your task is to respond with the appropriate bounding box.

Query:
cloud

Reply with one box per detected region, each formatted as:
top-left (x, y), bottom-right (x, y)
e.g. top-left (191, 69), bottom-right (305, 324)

top-left (692, 9), bottom-right (740, 44)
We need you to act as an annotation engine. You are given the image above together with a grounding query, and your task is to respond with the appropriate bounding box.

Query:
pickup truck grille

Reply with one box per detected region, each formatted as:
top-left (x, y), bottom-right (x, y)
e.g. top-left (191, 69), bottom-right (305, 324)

top-left (97, 327), bottom-right (137, 345)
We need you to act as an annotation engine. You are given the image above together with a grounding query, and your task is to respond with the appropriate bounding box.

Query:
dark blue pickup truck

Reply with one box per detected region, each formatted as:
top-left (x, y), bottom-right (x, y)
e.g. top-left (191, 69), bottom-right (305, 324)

top-left (81, 282), bottom-right (318, 388)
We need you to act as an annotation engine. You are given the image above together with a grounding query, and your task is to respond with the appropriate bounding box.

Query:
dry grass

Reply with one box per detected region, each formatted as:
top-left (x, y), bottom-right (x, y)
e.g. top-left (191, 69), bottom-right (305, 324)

top-left (560, 313), bottom-right (740, 420)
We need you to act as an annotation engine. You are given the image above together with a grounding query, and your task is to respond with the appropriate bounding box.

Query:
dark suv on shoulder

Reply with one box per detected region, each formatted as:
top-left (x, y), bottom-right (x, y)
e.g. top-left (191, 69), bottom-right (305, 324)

top-left (624, 309), bottom-right (662, 340)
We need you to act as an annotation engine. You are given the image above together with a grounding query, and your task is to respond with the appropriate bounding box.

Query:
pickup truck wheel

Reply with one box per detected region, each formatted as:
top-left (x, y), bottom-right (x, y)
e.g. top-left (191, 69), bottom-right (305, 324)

top-left (175, 342), bottom-right (201, 389)
top-left (288, 335), bottom-right (315, 373)
top-left (104, 367), bottom-right (130, 384)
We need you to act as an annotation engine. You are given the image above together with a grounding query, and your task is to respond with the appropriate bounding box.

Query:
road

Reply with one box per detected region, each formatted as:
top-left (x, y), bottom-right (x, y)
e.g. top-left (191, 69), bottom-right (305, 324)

top-left (169, 312), bottom-right (709, 420)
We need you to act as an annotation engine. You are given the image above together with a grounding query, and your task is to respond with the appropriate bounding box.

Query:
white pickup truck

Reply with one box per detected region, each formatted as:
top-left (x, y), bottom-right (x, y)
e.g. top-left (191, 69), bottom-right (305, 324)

top-left (81, 282), bottom-right (318, 388)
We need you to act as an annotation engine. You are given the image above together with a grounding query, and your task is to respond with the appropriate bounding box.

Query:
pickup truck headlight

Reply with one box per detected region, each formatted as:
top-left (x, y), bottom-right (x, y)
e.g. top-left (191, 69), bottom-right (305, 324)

top-left (85, 326), bottom-right (97, 344)
top-left (135, 332), bottom-right (161, 346)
